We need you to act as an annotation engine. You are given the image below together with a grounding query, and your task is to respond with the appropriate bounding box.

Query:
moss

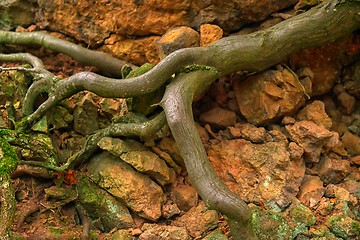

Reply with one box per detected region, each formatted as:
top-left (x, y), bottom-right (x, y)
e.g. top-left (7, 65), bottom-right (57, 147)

top-left (0, 129), bottom-right (18, 175)
top-left (182, 64), bottom-right (219, 74)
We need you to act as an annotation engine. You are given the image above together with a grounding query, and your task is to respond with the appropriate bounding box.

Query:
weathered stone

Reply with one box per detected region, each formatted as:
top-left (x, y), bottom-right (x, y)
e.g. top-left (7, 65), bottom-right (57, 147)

top-left (109, 229), bottom-right (134, 240)
top-left (290, 37), bottom-right (356, 96)
top-left (157, 26), bottom-right (199, 59)
top-left (234, 68), bottom-right (306, 125)
top-left (86, 151), bottom-right (165, 221)
top-left (288, 198), bottom-right (316, 236)
top-left (0, 0), bottom-right (35, 30)
top-left (285, 120), bottom-right (334, 163)
top-left (326, 214), bottom-right (360, 239)
top-left (203, 229), bottom-right (228, 240)
top-left (296, 100), bottom-right (332, 130)
top-left (98, 137), bottom-right (175, 186)
top-left (121, 151), bottom-right (176, 186)
top-left (100, 35), bottom-right (160, 66)
top-left (199, 107), bottom-right (236, 129)
top-left (251, 206), bottom-right (292, 240)
top-left (76, 175), bottom-right (135, 231)
top-left (288, 142), bottom-right (304, 160)
top-left (73, 92), bottom-right (99, 135)
top-left (157, 137), bottom-right (184, 167)
top-left (35, 0), bottom-right (296, 47)
top-left (297, 175), bottom-right (325, 208)
top-left (315, 156), bottom-right (351, 184)
top-left (173, 201), bottom-right (218, 239)
top-left (228, 122), bottom-right (268, 143)
top-left (140, 224), bottom-right (190, 240)
top-left (199, 24), bottom-right (223, 46)
top-left (207, 139), bottom-right (303, 209)
top-left (342, 132), bottom-right (360, 156)
top-left (337, 92), bottom-right (356, 114)
top-left (162, 201), bottom-right (181, 219)
top-left (172, 184), bottom-right (198, 212)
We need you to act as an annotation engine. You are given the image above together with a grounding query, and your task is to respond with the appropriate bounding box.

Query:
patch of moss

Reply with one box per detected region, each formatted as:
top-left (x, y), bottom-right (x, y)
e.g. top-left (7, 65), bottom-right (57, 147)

top-left (0, 129), bottom-right (18, 175)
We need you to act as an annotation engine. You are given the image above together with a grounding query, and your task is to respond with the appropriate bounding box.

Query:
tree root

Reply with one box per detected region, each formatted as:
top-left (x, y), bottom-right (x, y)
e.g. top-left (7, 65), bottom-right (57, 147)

top-left (0, 0), bottom-right (359, 238)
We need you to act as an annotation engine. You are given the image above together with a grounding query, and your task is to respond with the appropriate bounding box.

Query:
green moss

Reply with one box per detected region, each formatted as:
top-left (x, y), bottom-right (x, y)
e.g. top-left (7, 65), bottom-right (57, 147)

top-left (0, 129), bottom-right (18, 175)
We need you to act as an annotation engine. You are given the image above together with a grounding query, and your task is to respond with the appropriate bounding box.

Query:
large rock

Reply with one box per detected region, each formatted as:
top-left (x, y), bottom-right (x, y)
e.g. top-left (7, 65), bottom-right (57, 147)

top-left (285, 120), bottom-right (335, 163)
top-left (234, 67), bottom-right (307, 125)
top-left (35, 0), bottom-right (297, 62)
top-left (207, 139), bottom-right (304, 209)
top-left (86, 151), bottom-right (166, 221)
top-left (0, 0), bottom-right (36, 30)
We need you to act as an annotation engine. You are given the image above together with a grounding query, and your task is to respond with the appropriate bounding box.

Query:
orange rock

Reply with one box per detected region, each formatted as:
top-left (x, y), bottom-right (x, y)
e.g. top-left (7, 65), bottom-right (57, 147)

top-left (199, 24), bottom-right (223, 46)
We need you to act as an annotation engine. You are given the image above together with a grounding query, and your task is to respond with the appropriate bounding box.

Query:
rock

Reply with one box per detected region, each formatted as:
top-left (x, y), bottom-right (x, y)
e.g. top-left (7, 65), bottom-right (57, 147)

top-left (0, 0), bottom-right (35, 30)
top-left (157, 26), bottom-right (199, 59)
top-left (199, 24), bottom-right (223, 46)
top-left (73, 92), bottom-right (99, 135)
top-left (251, 206), bottom-right (292, 240)
top-left (109, 229), bottom-right (134, 240)
top-left (199, 107), bottom-right (236, 129)
top-left (76, 175), bottom-right (135, 231)
top-left (349, 155), bottom-right (360, 165)
top-left (326, 214), bottom-right (360, 239)
top-left (86, 151), bottom-right (165, 221)
top-left (342, 132), bottom-right (360, 156)
top-left (100, 35), bottom-right (160, 66)
top-left (288, 142), bottom-right (304, 160)
top-left (227, 122), bottom-right (268, 143)
top-left (162, 201), bottom-right (181, 219)
top-left (207, 139), bottom-right (304, 209)
top-left (296, 100), bottom-right (332, 130)
top-left (290, 37), bottom-right (355, 96)
top-left (98, 137), bottom-right (175, 186)
top-left (157, 137), bottom-right (184, 167)
top-left (173, 201), bottom-right (218, 239)
top-left (203, 229), bottom-right (228, 240)
top-left (172, 184), bottom-right (198, 211)
top-left (288, 198), bottom-right (316, 236)
top-left (140, 224), bottom-right (190, 240)
top-left (297, 175), bottom-right (325, 208)
top-left (234, 68), bottom-right (306, 125)
top-left (285, 120), bottom-right (334, 163)
top-left (337, 92), bottom-right (356, 114)
top-left (36, 0), bottom-right (296, 47)
top-left (315, 156), bottom-right (351, 184)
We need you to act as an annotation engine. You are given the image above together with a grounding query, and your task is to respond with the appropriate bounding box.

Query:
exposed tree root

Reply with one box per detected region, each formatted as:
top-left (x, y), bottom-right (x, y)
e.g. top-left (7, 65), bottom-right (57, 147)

top-left (0, 0), bottom-right (359, 238)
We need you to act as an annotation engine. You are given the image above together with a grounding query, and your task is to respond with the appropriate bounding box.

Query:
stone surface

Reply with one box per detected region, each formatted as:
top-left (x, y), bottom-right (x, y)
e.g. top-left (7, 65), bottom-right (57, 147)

top-left (297, 175), bottom-right (325, 208)
top-left (86, 151), bottom-right (165, 221)
top-left (0, 0), bottom-right (36, 30)
top-left (139, 224), bottom-right (190, 240)
top-left (234, 68), bottom-right (306, 125)
top-left (172, 184), bottom-right (198, 212)
top-left (337, 92), bottom-right (356, 114)
top-left (157, 26), bottom-right (199, 59)
top-left (227, 122), bottom-right (268, 143)
top-left (173, 201), bottom-right (218, 239)
top-left (296, 100), bottom-right (332, 130)
top-left (207, 139), bottom-right (304, 209)
top-left (157, 137), bottom-right (184, 167)
top-left (199, 24), bottom-right (223, 46)
top-left (285, 120), bottom-right (335, 163)
top-left (100, 35), bottom-right (160, 66)
top-left (199, 107), bottom-right (236, 129)
top-left (73, 92), bottom-right (99, 135)
top-left (342, 132), bottom-right (360, 156)
top-left (98, 137), bottom-right (175, 186)
top-left (315, 156), bottom-right (352, 184)
top-left (35, 0), bottom-right (296, 47)
top-left (76, 175), bottom-right (135, 231)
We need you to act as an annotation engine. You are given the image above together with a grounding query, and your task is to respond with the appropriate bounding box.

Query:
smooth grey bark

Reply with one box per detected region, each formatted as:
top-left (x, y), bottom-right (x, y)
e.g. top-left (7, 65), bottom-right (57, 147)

top-left (0, 0), bottom-right (359, 239)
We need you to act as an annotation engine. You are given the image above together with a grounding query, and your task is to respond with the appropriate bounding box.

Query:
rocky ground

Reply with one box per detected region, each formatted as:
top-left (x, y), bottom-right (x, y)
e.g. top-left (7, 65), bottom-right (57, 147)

top-left (0, 0), bottom-right (360, 239)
